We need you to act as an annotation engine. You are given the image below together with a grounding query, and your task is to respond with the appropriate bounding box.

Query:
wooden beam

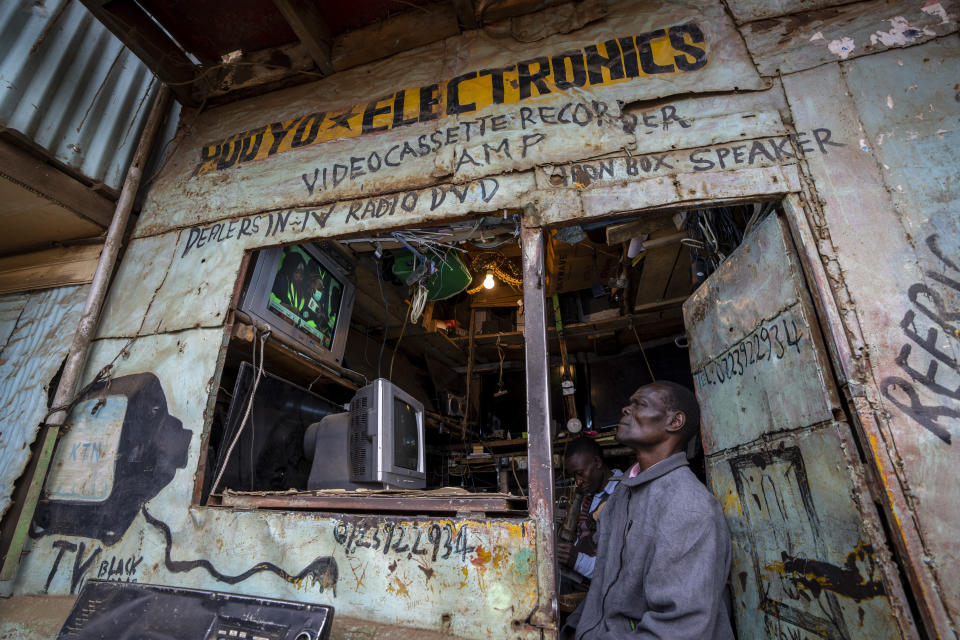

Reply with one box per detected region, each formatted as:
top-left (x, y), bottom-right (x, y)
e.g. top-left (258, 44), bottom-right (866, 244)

top-left (272, 0), bottom-right (334, 75)
top-left (207, 42), bottom-right (316, 98)
top-left (479, 0), bottom-right (565, 23)
top-left (633, 295), bottom-right (688, 314)
top-left (605, 214), bottom-right (678, 245)
top-left (220, 491), bottom-right (525, 514)
top-left (0, 139), bottom-right (115, 228)
top-left (332, 3), bottom-right (460, 71)
top-left (626, 231), bottom-right (687, 252)
top-left (0, 245), bottom-right (103, 295)
top-left (462, 308), bottom-right (477, 439)
top-left (80, 0), bottom-right (198, 105)
top-left (450, 0), bottom-right (478, 29)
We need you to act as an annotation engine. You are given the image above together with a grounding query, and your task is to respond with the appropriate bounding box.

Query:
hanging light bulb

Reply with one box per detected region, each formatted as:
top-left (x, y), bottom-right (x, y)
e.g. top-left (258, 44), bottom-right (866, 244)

top-left (483, 270), bottom-right (496, 289)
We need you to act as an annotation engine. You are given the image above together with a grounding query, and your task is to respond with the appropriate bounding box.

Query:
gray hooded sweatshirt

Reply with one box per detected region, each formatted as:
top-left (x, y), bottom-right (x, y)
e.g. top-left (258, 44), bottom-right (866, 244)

top-left (568, 452), bottom-right (734, 639)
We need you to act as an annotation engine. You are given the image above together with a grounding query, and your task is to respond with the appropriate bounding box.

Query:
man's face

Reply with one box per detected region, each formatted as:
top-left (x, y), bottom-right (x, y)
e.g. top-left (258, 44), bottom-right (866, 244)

top-left (566, 452), bottom-right (606, 494)
top-left (293, 263), bottom-right (305, 284)
top-left (616, 384), bottom-right (676, 448)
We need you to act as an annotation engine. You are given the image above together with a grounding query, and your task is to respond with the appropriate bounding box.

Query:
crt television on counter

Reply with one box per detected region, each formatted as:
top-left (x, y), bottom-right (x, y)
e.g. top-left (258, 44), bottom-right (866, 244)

top-left (305, 378), bottom-right (426, 490)
top-left (240, 242), bottom-right (355, 366)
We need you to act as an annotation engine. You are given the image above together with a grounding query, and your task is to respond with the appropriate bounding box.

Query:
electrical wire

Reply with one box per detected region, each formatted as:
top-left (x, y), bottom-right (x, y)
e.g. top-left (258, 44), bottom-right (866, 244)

top-left (632, 326), bottom-right (656, 382)
top-left (684, 207), bottom-right (747, 278)
top-left (410, 283), bottom-right (428, 323)
top-left (249, 328), bottom-right (258, 488)
top-left (511, 459), bottom-right (526, 497)
top-left (163, 60), bottom-right (327, 87)
top-left (389, 302), bottom-right (411, 382)
top-left (210, 328), bottom-right (270, 495)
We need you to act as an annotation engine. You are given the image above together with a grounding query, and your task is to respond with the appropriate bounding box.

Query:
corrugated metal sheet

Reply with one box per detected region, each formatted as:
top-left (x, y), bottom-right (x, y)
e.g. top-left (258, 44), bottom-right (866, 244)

top-left (0, 285), bottom-right (88, 521)
top-left (0, 0), bottom-right (158, 190)
top-left (0, 293), bottom-right (29, 352)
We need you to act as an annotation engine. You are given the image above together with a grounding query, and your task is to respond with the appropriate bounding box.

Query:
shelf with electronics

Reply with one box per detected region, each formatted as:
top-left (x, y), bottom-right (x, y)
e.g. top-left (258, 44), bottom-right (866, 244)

top-left (202, 203), bottom-right (764, 513)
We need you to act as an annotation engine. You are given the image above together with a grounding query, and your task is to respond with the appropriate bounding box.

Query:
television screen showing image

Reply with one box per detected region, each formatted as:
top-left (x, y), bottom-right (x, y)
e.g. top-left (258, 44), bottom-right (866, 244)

top-left (267, 245), bottom-right (344, 350)
top-left (240, 242), bottom-right (355, 366)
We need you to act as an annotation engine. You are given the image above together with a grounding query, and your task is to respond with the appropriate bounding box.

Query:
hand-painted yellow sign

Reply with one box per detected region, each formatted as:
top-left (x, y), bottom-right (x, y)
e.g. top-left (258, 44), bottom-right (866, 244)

top-left (193, 23), bottom-right (707, 177)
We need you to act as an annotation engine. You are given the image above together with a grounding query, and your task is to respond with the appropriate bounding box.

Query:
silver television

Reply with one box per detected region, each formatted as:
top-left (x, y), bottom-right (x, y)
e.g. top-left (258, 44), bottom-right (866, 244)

top-left (305, 379), bottom-right (426, 490)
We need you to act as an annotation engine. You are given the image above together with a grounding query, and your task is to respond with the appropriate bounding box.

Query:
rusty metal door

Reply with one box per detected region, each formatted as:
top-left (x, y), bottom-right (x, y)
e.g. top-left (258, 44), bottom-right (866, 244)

top-left (683, 213), bottom-right (918, 639)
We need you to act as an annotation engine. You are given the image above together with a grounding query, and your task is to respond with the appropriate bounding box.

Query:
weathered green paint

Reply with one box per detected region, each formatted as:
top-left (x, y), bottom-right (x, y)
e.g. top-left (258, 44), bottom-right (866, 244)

top-left (0, 426), bottom-right (59, 582)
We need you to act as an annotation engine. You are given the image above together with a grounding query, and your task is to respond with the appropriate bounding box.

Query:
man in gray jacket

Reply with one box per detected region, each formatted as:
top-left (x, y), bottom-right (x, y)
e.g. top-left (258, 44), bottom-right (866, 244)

top-left (566, 381), bottom-right (734, 639)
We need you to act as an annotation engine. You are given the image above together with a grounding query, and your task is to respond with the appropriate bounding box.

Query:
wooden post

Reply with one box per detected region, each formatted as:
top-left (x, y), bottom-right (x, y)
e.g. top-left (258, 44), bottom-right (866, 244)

top-left (461, 308), bottom-right (477, 439)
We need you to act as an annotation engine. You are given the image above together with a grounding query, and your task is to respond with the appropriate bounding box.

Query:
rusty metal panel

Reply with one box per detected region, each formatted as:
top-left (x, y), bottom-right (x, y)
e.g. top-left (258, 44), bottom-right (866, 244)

top-left (0, 0), bottom-right (161, 190)
top-left (740, 0), bottom-right (958, 76)
top-left (710, 424), bottom-right (908, 639)
top-left (20, 510), bottom-right (538, 639)
top-left (134, 0), bottom-right (766, 238)
top-left (782, 55), bottom-right (957, 635)
top-left (685, 213), bottom-right (917, 638)
top-left (0, 292), bottom-right (28, 353)
top-left (534, 135), bottom-right (795, 192)
top-left (520, 220), bottom-right (557, 630)
top-left (626, 83), bottom-right (788, 155)
top-left (0, 285), bottom-right (88, 521)
top-left (685, 214), bottom-right (836, 451)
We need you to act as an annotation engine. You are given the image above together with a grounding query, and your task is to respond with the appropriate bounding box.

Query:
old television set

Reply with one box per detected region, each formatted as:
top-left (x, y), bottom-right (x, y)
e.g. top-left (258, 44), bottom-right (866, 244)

top-left (240, 242), bottom-right (356, 366)
top-left (305, 379), bottom-right (426, 490)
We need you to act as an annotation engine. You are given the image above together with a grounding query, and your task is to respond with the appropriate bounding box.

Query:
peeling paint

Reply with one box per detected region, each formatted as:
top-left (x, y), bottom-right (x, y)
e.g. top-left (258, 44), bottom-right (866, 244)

top-left (828, 37), bottom-right (856, 59)
top-left (870, 16), bottom-right (936, 47)
top-left (921, 1), bottom-right (952, 24)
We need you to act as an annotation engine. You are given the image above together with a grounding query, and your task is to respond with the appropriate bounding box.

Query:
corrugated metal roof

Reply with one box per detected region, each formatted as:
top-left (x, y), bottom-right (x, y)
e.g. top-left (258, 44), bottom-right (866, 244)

top-left (0, 284), bottom-right (88, 522)
top-left (0, 0), bottom-right (159, 191)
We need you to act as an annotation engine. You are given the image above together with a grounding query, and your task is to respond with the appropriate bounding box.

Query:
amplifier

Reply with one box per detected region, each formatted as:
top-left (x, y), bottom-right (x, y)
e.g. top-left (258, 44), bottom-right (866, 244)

top-left (57, 580), bottom-right (333, 640)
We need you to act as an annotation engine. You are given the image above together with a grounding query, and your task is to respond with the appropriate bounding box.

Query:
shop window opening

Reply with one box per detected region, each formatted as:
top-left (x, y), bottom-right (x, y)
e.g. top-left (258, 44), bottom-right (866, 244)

top-left (197, 202), bottom-right (774, 525)
top-left (199, 213), bottom-right (531, 518)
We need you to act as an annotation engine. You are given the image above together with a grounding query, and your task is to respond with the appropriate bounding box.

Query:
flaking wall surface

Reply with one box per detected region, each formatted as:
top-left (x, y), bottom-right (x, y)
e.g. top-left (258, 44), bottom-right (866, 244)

top-left (0, 286), bottom-right (88, 521)
top-left (5, 1), bottom-right (959, 638)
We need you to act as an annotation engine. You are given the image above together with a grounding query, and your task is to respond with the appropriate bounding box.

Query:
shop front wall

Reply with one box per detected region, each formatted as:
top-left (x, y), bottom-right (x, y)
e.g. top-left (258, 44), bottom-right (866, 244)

top-left (8, 0), bottom-right (959, 637)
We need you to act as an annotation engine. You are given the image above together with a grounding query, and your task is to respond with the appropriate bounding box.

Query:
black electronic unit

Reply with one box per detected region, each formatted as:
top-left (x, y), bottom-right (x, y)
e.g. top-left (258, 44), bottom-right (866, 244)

top-left (209, 362), bottom-right (343, 496)
top-left (56, 580), bottom-right (333, 640)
